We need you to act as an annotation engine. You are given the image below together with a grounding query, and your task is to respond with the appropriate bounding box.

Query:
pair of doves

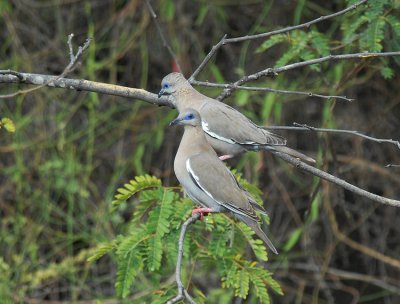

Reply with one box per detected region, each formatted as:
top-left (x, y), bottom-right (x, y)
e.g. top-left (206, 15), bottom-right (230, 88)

top-left (159, 72), bottom-right (315, 255)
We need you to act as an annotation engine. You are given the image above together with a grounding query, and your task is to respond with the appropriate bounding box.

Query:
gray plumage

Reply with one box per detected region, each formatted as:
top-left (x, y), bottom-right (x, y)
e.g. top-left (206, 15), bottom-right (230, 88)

top-left (170, 109), bottom-right (278, 255)
top-left (159, 72), bottom-right (315, 162)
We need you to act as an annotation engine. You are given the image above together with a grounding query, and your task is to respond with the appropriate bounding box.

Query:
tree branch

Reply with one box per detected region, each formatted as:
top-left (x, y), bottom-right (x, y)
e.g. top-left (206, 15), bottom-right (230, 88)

top-left (0, 34), bottom-right (90, 99)
top-left (265, 123), bottom-right (400, 150)
top-left (217, 51), bottom-right (400, 100)
top-left (191, 80), bottom-right (353, 102)
top-left (189, 0), bottom-right (368, 79)
top-left (0, 72), bottom-right (174, 107)
top-left (167, 213), bottom-right (200, 304)
top-left (272, 152), bottom-right (400, 207)
top-left (145, 0), bottom-right (182, 73)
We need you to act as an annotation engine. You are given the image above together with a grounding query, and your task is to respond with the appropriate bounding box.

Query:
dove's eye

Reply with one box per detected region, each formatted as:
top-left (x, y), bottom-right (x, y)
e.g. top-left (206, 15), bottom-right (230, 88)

top-left (184, 113), bottom-right (194, 120)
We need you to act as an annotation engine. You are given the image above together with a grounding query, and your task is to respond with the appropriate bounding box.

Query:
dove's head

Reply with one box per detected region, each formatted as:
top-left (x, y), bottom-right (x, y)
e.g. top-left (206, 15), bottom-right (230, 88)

top-left (169, 108), bottom-right (201, 127)
top-left (158, 72), bottom-right (190, 98)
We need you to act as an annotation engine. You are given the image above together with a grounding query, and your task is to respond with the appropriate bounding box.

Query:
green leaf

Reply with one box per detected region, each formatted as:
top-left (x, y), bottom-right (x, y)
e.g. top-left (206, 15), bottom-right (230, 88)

top-left (146, 189), bottom-right (175, 271)
top-left (147, 234), bottom-right (163, 271)
top-left (116, 249), bottom-right (143, 298)
top-left (161, 0), bottom-right (175, 21)
top-left (366, 18), bottom-right (386, 52)
top-left (87, 241), bottom-right (116, 263)
top-left (282, 227), bottom-right (303, 252)
top-left (115, 231), bottom-right (146, 298)
top-left (0, 118), bottom-right (16, 133)
top-left (112, 175), bottom-right (161, 208)
top-left (381, 66), bottom-right (394, 79)
top-left (311, 31), bottom-right (330, 57)
top-left (235, 90), bottom-right (250, 106)
top-left (256, 34), bottom-right (287, 53)
top-left (249, 268), bottom-right (270, 303)
top-left (235, 222), bottom-right (269, 261)
top-left (236, 269), bottom-right (250, 298)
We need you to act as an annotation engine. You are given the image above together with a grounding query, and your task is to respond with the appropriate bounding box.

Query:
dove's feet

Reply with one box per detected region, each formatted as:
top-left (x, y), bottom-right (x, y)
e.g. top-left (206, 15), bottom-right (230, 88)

top-left (192, 208), bottom-right (213, 220)
top-left (219, 154), bottom-right (233, 161)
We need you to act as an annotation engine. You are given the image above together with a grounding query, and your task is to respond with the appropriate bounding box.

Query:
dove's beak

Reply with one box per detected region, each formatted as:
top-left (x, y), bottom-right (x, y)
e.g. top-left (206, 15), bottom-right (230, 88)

top-left (158, 88), bottom-right (165, 98)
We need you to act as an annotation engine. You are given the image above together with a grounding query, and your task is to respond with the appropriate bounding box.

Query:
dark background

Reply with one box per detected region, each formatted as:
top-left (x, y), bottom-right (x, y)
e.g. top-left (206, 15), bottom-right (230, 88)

top-left (1, 0), bottom-right (399, 303)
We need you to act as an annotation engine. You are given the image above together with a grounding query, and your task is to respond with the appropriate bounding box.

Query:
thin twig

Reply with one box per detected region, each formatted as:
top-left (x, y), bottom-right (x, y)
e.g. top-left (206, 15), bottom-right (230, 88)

top-left (290, 263), bottom-right (400, 295)
top-left (189, 34), bottom-right (227, 81)
top-left (217, 51), bottom-right (400, 100)
top-left (385, 164), bottom-right (400, 168)
top-left (265, 123), bottom-right (400, 150)
top-left (189, 0), bottom-right (367, 80)
top-left (272, 152), bottom-right (400, 207)
top-left (0, 34), bottom-right (91, 99)
top-left (145, 0), bottom-right (182, 73)
top-left (224, 0), bottom-right (368, 44)
top-left (167, 213), bottom-right (200, 304)
top-left (191, 80), bottom-right (353, 102)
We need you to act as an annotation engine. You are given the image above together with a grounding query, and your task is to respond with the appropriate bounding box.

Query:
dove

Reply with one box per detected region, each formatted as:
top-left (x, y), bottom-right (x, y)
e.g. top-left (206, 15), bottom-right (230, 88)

top-left (170, 108), bottom-right (278, 254)
top-left (160, 72), bottom-right (314, 162)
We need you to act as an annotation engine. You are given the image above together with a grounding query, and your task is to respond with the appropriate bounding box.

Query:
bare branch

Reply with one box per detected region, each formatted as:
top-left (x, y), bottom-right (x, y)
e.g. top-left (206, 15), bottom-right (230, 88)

top-left (189, 34), bottom-right (227, 81)
top-left (145, 0), bottom-right (182, 73)
top-left (224, 0), bottom-right (368, 44)
top-left (290, 263), bottom-right (400, 295)
top-left (0, 72), bottom-right (174, 107)
top-left (189, 0), bottom-right (368, 80)
top-left (265, 123), bottom-right (400, 150)
top-left (167, 213), bottom-right (200, 304)
top-left (385, 164), bottom-right (400, 168)
top-left (272, 152), bottom-right (400, 208)
top-left (0, 34), bottom-right (91, 99)
top-left (191, 80), bottom-right (353, 102)
top-left (217, 51), bottom-right (400, 100)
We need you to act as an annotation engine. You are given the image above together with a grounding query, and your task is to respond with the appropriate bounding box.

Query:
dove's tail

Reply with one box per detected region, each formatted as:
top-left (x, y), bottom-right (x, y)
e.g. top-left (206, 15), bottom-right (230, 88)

top-left (238, 215), bottom-right (278, 255)
top-left (266, 145), bottom-right (315, 163)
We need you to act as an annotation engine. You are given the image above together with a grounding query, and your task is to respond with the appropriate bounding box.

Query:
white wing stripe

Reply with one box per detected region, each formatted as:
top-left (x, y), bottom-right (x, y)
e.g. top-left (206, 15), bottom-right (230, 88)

top-left (201, 120), bottom-right (236, 144)
top-left (186, 158), bottom-right (252, 219)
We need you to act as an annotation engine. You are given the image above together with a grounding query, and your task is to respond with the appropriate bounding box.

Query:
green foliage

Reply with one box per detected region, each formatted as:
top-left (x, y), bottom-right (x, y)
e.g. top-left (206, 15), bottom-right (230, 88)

top-left (0, 117), bottom-right (15, 133)
top-left (112, 175), bottom-right (162, 209)
top-left (256, 0), bottom-right (399, 79)
top-left (89, 175), bottom-right (282, 301)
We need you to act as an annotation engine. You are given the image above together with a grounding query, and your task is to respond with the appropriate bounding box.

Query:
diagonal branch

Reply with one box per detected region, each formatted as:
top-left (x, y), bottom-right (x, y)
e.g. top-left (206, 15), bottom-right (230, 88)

top-left (190, 0), bottom-right (368, 79)
top-left (265, 123), bottom-right (400, 150)
top-left (190, 80), bottom-right (353, 102)
top-left (167, 213), bottom-right (200, 304)
top-left (145, 0), bottom-right (182, 73)
top-left (217, 51), bottom-right (400, 100)
top-left (272, 152), bottom-right (400, 208)
top-left (0, 34), bottom-right (90, 99)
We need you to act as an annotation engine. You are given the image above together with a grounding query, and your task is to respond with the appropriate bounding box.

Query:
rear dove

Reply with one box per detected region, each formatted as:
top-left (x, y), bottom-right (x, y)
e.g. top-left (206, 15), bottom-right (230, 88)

top-left (170, 108), bottom-right (278, 255)
top-left (159, 72), bottom-right (315, 162)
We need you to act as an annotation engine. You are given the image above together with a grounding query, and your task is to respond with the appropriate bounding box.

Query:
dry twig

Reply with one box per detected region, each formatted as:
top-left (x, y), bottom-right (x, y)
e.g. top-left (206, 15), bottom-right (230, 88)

top-left (190, 0), bottom-right (368, 80)
top-left (265, 122), bottom-right (400, 150)
top-left (0, 34), bottom-right (90, 99)
top-left (167, 213), bottom-right (200, 304)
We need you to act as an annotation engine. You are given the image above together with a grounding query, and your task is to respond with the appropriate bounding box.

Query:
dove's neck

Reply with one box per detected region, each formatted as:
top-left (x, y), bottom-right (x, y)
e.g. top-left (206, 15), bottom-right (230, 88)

top-left (178, 125), bottom-right (217, 157)
top-left (174, 88), bottom-right (208, 112)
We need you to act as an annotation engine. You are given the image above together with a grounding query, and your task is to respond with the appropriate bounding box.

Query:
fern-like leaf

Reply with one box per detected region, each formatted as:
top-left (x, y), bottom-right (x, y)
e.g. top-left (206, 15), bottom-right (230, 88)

top-left (112, 175), bottom-right (161, 209)
top-left (87, 241), bottom-right (116, 263)
top-left (146, 189), bottom-right (175, 271)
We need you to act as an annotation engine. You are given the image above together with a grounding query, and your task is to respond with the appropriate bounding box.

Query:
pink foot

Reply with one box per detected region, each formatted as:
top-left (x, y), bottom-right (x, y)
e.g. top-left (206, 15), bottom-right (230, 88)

top-left (192, 208), bottom-right (213, 221)
top-left (219, 155), bottom-right (233, 161)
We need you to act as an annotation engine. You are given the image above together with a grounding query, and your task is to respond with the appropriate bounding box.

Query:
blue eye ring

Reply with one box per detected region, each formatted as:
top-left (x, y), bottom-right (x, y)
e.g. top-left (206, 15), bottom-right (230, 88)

top-left (184, 113), bottom-right (194, 120)
top-left (163, 83), bottom-right (170, 89)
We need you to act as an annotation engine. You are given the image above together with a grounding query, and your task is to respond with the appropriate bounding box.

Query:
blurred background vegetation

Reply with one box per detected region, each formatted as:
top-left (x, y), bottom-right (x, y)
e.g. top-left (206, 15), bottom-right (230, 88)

top-left (1, 0), bottom-right (400, 303)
